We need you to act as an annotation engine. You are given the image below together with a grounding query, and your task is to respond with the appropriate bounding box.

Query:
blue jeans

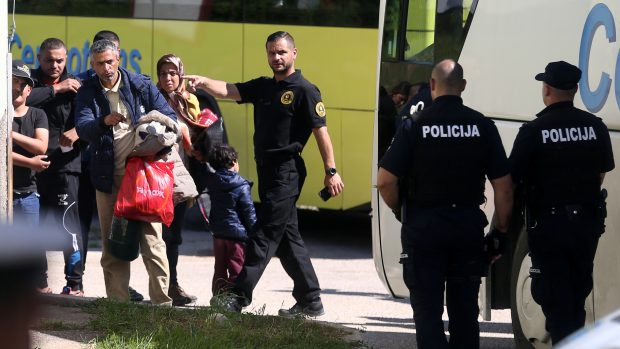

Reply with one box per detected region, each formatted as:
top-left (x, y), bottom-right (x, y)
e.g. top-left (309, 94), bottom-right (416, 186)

top-left (13, 192), bottom-right (48, 288)
top-left (13, 192), bottom-right (40, 226)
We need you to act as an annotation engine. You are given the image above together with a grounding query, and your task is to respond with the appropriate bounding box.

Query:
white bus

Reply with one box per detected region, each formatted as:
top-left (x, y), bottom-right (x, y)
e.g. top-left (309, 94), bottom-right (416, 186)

top-left (371, 1), bottom-right (620, 348)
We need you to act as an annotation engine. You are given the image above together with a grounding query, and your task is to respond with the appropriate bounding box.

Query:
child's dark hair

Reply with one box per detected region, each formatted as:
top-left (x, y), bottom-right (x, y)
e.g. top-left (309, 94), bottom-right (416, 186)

top-left (209, 144), bottom-right (238, 170)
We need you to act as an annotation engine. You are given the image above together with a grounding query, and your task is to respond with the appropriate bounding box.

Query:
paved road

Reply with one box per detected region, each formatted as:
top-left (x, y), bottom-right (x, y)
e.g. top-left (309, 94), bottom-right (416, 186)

top-left (40, 209), bottom-right (516, 349)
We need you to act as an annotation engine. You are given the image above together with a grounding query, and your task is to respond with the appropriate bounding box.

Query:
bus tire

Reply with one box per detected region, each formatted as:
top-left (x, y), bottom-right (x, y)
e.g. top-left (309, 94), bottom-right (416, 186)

top-left (510, 229), bottom-right (551, 349)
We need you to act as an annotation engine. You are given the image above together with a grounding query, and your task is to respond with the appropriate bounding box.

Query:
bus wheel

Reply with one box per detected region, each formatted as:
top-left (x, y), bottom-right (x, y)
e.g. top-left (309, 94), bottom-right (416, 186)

top-left (510, 229), bottom-right (551, 349)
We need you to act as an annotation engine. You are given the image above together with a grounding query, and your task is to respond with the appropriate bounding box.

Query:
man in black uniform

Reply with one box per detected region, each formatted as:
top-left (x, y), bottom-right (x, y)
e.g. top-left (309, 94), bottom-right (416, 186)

top-left (27, 38), bottom-right (84, 296)
top-left (510, 61), bottom-right (614, 344)
top-left (185, 31), bottom-right (344, 316)
top-left (377, 59), bottom-right (513, 349)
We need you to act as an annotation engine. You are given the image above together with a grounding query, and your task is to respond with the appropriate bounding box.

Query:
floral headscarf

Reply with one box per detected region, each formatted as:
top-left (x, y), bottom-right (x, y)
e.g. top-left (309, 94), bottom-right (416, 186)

top-left (156, 54), bottom-right (194, 121)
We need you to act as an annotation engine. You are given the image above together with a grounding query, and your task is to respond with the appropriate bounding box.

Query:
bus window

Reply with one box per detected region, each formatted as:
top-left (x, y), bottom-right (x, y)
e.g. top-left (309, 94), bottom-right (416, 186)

top-left (404, 0), bottom-right (435, 64)
top-left (435, 0), bottom-right (477, 61)
top-left (382, 0), bottom-right (401, 60)
top-left (403, 0), bottom-right (477, 64)
top-left (9, 0), bottom-right (378, 27)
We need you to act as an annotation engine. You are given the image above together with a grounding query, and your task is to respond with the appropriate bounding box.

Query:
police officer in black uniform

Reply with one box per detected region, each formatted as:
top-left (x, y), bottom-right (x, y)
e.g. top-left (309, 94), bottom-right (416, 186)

top-left (510, 61), bottom-right (614, 344)
top-left (185, 31), bottom-right (344, 316)
top-left (378, 59), bottom-right (513, 349)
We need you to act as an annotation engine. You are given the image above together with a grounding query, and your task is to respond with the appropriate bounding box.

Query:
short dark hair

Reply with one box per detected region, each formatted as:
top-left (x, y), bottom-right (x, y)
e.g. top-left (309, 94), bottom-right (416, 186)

top-left (209, 144), bottom-right (238, 170)
top-left (93, 30), bottom-right (120, 45)
top-left (266, 31), bottom-right (295, 48)
top-left (391, 81), bottom-right (412, 95)
top-left (39, 38), bottom-right (66, 52)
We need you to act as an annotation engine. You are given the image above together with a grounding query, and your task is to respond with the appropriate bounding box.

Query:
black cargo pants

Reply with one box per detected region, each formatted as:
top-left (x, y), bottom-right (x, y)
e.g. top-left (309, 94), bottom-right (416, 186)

top-left (401, 206), bottom-right (487, 349)
top-left (528, 209), bottom-right (601, 344)
top-left (233, 155), bottom-right (321, 306)
top-left (38, 172), bottom-right (84, 289)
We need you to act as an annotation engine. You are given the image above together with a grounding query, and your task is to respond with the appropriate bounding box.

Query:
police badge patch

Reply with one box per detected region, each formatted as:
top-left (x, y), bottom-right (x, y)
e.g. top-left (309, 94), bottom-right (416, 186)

top-left (281, 91), bottom-right (294, 105)
top-left (315, 102), bottom-right (326, 117)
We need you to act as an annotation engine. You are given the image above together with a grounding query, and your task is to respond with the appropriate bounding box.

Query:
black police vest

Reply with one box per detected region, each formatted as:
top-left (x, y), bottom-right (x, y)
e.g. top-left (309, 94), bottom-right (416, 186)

top-left (406, 116), bottom-right (488, 207)
top-left (525, 115), bottom-right (603, 209)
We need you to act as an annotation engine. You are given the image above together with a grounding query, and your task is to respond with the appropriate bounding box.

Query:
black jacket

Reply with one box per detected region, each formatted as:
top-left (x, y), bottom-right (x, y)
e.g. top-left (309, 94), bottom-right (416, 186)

top-left (27, 68), bottom-right (81, 173)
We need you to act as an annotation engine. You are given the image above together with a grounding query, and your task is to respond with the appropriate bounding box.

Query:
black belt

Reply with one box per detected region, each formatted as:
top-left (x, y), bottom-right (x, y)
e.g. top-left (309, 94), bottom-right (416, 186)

top-left (534, 204), bottom-right (596, 217)
top-left (410, 202), bottom-right (479, 209)
top-left (13, 191), bottom-right (35, 199)
top-left (255, 142), bottom-right (303, 166)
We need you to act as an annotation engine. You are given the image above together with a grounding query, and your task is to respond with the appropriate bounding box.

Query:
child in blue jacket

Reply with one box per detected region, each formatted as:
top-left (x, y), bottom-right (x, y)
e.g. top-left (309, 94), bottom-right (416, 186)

top-left (204, 144), bottom-right (257, 297)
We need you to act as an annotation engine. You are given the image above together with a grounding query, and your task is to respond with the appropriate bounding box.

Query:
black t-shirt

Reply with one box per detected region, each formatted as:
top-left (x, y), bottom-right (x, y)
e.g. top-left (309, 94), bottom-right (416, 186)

top-left (510, 101), bottom-right (614, 208)
top-left (235, 70), bottom-right (326, 158)
top-left (380, 95), bottom-right (509, 207)
top-left (12, 107), bottom-right (48, 193)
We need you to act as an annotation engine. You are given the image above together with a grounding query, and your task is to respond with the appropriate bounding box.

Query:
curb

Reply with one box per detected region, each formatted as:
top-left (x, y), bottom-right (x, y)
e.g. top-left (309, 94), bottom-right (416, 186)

top-left (38, 293), bottom-right (101, 307)
top-left (315, 320), bottom-right (367, 348)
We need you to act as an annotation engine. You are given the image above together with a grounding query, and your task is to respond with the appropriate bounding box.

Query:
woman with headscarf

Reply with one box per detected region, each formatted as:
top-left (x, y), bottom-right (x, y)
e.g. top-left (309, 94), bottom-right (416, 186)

top-left (155, 54), bottom-right (201, 306)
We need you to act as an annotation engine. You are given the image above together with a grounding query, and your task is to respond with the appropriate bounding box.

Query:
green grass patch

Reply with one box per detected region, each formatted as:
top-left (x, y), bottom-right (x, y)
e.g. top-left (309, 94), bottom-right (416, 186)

top-left (84, 299), bottom-right (362, 349)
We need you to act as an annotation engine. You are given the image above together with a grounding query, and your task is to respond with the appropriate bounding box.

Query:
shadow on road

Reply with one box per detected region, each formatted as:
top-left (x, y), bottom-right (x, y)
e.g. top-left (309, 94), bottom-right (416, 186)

top-left (178, 206), bottom-right (373, 260)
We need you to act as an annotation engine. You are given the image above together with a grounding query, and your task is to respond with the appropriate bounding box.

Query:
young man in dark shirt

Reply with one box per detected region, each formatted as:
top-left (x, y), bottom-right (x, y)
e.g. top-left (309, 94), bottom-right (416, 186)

top-left (11, 59), bottom-right (50, 292)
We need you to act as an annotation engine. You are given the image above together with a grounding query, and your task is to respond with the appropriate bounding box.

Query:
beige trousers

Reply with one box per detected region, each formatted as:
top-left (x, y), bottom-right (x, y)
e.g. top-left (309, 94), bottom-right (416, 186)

top-left (96, 175), bottom-right (172, 305)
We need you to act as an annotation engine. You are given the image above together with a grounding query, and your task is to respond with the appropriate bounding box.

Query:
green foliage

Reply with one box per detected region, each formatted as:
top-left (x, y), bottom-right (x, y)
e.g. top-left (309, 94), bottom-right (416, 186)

top-left (84, 299), bottom-right (359, 349)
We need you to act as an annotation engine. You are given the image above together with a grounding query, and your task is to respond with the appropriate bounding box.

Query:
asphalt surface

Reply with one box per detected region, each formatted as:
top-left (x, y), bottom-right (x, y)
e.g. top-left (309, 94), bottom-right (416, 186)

top-left (35, 208), bottom-right (516, 348)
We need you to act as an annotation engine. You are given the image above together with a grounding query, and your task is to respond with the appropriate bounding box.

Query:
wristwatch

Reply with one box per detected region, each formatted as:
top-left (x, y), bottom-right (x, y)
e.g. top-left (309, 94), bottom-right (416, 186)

top-left (325, 167), bottom-right (337, 176)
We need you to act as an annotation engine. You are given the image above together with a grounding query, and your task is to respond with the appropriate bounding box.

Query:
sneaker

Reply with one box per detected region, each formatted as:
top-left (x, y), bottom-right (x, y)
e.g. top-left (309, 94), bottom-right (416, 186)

top-left (61, 286), bottom-right (84, 297)
top-left (129, 286), bottom-right (144, 302)
top-left (168, 284), bottom-right (197, 306)
top-left (223, 296), bottom-right (242, 313)
top-left (209, 294), bottom-right (242, 313)
top-left (278, 302), bottom-right (325, 318)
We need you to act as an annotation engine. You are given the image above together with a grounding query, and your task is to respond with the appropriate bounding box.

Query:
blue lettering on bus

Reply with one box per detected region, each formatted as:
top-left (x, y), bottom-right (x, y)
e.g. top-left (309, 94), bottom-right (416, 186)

top-left (120, 50), bottom-right (128, 70)
top-left (9, 32), bottom-right (143, 74)
top-left (82, 41), bottom-right (90, 72)
top-left (579, 3), bottom-right (616, 113)
top-left (67, 47), bottom-right (81, 75)
top-left (129, 49), bottom-right (142, 74)
top-left (22, 45), bottom-right (37, 67)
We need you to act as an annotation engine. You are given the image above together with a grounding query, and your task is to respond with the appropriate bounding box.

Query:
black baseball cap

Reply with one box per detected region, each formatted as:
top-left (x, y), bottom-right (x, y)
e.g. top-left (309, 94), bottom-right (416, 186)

top-left (12, 60), bottom-right (34, 87)
top-left (535, 61), bottom-right (582, 90)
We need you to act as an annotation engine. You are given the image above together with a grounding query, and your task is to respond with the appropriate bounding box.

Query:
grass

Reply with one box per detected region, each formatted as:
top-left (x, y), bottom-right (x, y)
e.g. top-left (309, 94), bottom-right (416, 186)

top-left (83, 299), bottom-right (362, 349)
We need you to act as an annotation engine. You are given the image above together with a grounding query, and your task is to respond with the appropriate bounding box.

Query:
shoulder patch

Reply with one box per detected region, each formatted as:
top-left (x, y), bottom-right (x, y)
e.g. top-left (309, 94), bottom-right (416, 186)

top-left (315, 102), bottom-right (326, 117)
top-left (281, 90), bottom-right (294, 105)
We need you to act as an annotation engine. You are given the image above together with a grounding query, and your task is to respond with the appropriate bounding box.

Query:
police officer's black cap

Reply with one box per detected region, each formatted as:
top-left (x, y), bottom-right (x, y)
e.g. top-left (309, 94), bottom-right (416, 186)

top-left (535, 61), bottom-right (582, 90)
top-left (12, 60), bottom-right (34, 87)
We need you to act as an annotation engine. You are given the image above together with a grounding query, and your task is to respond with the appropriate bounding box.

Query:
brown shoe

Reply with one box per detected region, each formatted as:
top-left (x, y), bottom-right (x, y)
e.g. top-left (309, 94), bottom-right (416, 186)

top-left (168, 284), bottom-right (196, 306)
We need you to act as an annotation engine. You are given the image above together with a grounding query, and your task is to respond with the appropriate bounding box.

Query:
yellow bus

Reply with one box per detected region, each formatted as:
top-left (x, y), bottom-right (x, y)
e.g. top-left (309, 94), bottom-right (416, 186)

top-left (9, 0), bottom-right (379, 211)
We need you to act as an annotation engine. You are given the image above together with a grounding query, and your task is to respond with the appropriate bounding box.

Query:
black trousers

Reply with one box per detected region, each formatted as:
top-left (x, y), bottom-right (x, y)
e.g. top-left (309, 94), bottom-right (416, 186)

top-left (401, 207), bottom-right (486, 349)
top-left (528, 212), bottom-right (600, 344)
top-left (233, 156), bottom-right (321, 306)
top-left (78, 163), bottom-right (96, 267)
top-left (162, 201), bottom-right (189, 286)
top-left (37, 172), bottom-right (84, 289)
